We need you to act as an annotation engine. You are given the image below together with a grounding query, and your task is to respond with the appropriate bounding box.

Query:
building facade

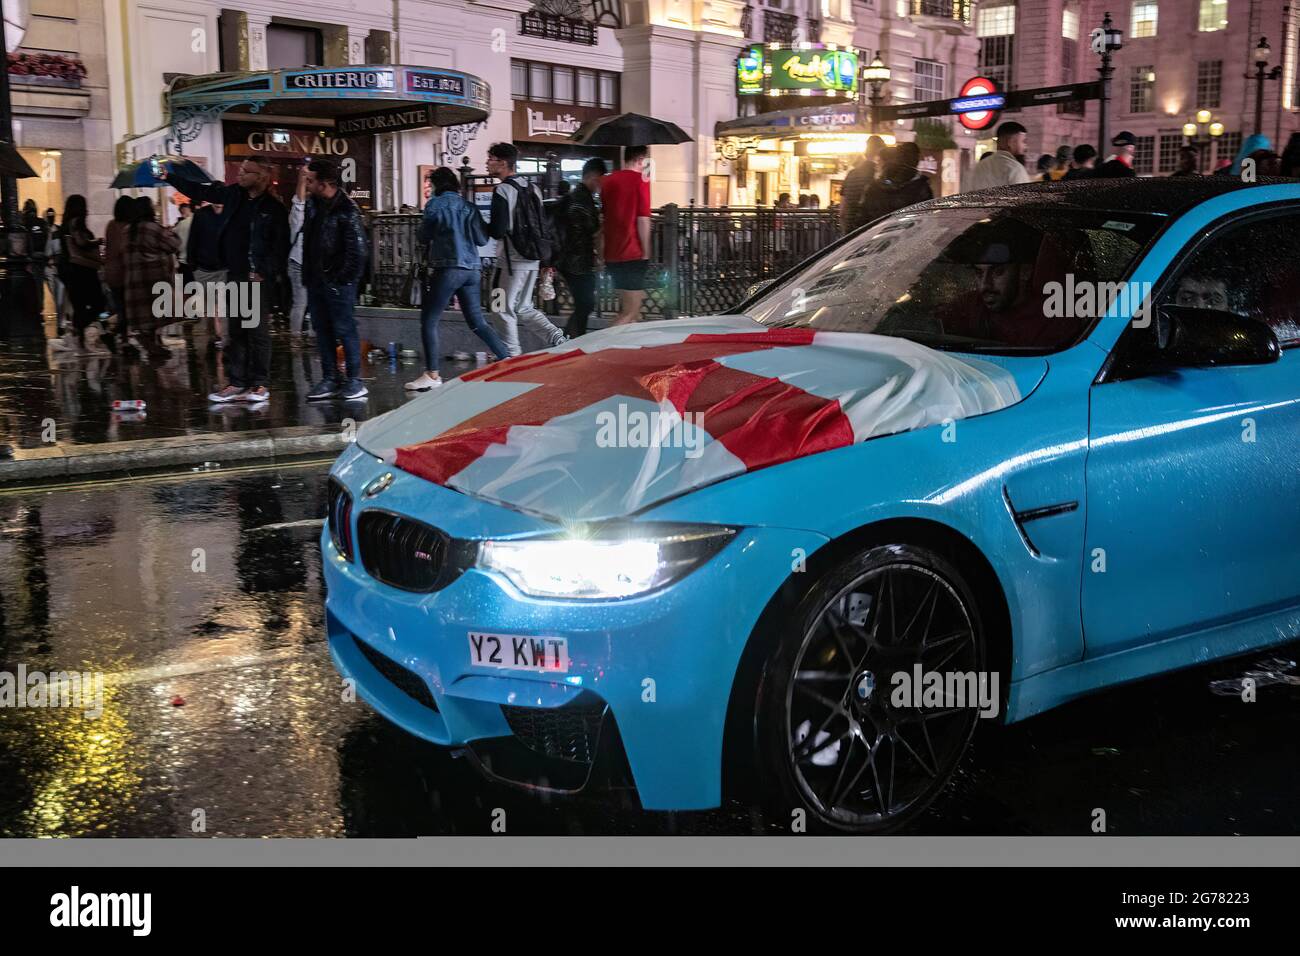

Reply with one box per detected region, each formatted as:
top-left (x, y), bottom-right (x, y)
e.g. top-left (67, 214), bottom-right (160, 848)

top-left (975, 0), bottom-right (1300, 173)
top-left (92, 0), bottom-right (1300, 222)
top-left (8, 0), bottom-right (115, 228)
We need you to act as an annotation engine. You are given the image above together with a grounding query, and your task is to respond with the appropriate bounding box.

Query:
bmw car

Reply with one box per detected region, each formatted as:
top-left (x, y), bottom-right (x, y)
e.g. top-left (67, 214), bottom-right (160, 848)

top-left (323, 178), bottom-right (1300, 833)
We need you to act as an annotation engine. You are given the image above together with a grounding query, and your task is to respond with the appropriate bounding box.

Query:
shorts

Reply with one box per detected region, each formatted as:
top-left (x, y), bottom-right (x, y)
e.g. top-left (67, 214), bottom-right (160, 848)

top-left (606, 259), bottom-right (649, 292)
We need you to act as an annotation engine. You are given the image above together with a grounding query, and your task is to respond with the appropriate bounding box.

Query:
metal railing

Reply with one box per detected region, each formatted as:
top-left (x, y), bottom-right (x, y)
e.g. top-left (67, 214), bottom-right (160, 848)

top-left (368, 205), bottom-right (841, 319)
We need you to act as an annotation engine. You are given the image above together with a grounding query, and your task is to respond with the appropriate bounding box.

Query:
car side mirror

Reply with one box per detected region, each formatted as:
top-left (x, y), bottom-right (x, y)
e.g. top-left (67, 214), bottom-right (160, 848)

top-left (1143, 304), bottom-right (1281, 369)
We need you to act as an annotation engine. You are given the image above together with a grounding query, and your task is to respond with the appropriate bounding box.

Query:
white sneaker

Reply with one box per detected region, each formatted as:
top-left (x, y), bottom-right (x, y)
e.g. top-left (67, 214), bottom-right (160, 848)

top-left (208, 385), bottom-right (246, 403)
top-left (405, 372), bottom-right (442, 391)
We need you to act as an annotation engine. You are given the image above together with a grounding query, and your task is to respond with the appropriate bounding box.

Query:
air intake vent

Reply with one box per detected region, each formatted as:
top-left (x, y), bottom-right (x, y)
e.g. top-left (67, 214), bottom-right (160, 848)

top-left (327, 478), bottom-right (354, 561)
top-left (357, 511), bottom-right (448, 591)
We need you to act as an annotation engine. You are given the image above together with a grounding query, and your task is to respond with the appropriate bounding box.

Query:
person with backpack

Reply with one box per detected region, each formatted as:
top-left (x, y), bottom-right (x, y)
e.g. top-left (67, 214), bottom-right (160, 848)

top-left (553, 157), bottom-right (605, 338)
top-left (405, 166), bottom-right (510, 392)
top-left (485, 142), bottom-right (568, 356)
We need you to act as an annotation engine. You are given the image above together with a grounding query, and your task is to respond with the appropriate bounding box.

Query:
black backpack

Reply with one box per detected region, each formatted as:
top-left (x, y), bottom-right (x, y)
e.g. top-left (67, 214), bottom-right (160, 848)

top-left (503, 178), bottom-right (554, 264)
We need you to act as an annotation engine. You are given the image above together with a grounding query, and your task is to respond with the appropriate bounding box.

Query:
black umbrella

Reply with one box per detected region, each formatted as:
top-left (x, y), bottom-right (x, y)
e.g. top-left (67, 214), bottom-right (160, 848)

top-left (0, 143), bottom-right (38, 179)
top-left (569, 112), bottom-right (692, 147)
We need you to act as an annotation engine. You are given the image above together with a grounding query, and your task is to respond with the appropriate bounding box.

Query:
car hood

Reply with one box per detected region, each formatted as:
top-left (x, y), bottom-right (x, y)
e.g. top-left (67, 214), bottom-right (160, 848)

top-left (356, 315), bottom-right (1044, 522)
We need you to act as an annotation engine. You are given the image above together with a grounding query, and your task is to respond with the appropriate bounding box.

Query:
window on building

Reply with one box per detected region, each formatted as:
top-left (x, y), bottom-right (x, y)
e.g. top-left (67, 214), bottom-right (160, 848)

top-left (577, 68), bottom-right (597, 106)
top-left (977, 2), bottom-right (1015, 37)
top-left (1198, 0), bottom-right (1228, 32)
top-left (1133, 135), bottom-right (1155, 174)
top-left (552, 66), bottom-right (575, 105)
top-left (513, 60), bottom-right (619, 109)
top-left (1158, 133), bottom-right (1183, 173)
top-left (913, 58), bottom-right (945, 102)
top-left (1129, 65), bottom-right (1155, 113)
top-left (1130, 1), bottom-right (1158, 39)
top-left (529, 62), bottom-right (552, 101)
top-left (1196, 60), bottom-right (1222, 109)
top-left (266, 24), bottom-right (322, 69)
top-left (599, 72), bottom-right (618, 109)
top-left (977, 3), bottom-right (1015, 89)
top-left (1062, 6), bottom-right (1080, 40)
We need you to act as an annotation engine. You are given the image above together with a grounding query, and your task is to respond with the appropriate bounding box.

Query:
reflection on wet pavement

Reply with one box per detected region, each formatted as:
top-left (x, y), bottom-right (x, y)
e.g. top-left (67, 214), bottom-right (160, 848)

top-left (0, 271), bottom-right (472, 450)
top-left (0, 461), bottom-right (1296, 837)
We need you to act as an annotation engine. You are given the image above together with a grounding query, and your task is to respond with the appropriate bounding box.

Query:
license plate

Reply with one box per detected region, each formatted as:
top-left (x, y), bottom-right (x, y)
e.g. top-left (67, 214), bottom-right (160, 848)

top-left (468, 632), bottom-right (569, 674)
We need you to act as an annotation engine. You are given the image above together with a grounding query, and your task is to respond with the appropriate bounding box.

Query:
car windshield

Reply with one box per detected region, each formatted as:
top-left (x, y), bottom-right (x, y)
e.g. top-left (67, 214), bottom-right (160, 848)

top-left (746, 206), bottom-right (1166, 354)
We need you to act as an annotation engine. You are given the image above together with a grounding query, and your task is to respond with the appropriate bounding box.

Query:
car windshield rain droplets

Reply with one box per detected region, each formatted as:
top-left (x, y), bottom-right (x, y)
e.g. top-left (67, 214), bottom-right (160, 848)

top-left (748, 208), bottom-right (1164, 354)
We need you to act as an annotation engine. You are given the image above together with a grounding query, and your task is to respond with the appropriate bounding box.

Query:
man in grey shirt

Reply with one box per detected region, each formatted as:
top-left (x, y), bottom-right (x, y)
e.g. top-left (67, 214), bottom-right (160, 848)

top-left (485, 142), bottom-right (567, 356)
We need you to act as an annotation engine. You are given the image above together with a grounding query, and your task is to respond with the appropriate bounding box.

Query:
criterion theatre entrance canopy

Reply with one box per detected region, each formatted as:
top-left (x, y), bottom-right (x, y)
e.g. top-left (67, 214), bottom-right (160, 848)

top-left (165, 65), bottom-right (492, 148)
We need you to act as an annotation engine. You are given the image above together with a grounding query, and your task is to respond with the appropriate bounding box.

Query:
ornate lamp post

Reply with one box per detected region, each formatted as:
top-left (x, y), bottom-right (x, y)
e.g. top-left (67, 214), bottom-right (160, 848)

top-left (1181, 109), bottom-right (1223, 173)
top-left (861, 53), bottom-right (891, 135)
top-left (1092, 12), bottom-right (1124, 158)
top-left (1250, 37), bottom-right (1283, 136)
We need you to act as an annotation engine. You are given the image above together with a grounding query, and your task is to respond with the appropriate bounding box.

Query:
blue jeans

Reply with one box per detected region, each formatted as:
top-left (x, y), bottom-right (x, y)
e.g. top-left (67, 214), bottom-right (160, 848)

top-left (421, 267), bottom-right (508, 370)
top-left (307, 280), bottom-right (361, 387)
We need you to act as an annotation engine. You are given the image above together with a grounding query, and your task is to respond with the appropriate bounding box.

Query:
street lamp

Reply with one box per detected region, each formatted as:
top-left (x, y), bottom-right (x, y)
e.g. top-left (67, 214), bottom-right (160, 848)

top-left (1092, 12), bottom-right (1124, 157)
top-left (861, 53), bottom-right (890, 134)
top-left (1250, 37), bottom-right (1283, 136)
top-left (1182, 110), bottom-right (1223, 172)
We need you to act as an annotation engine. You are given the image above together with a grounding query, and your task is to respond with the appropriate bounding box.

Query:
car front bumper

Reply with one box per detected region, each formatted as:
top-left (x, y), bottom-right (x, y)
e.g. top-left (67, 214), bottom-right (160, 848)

top-left (323, 445), bottom-right (827, 811)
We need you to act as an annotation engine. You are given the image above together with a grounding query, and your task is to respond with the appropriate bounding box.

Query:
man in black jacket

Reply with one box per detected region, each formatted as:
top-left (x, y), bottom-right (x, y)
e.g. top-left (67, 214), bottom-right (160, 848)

top-left (163, 158), bottom-right (289, 403)
top-left (555, 157), bottom-right (605, 337)
top-left (301, 158), bottom-right (369, 401)
top-left (857, 142), bottom-right (933, 226)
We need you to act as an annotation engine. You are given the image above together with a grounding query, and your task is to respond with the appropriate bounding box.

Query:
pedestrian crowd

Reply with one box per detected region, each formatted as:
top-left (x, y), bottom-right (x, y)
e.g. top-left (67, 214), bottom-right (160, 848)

top-left (22, 140), bottom-right (658, 404)
top-left (839, 124), bottom-right (1300, 235)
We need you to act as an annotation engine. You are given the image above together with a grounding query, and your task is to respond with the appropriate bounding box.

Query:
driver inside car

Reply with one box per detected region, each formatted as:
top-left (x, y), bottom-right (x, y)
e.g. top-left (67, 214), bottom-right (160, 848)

top-left (938, 224), bottom-right (1081, 348)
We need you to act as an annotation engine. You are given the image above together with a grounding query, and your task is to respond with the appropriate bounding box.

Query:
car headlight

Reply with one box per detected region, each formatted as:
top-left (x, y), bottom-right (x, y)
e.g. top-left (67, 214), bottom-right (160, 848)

top-left (477, 524), bottom-right (737, 600)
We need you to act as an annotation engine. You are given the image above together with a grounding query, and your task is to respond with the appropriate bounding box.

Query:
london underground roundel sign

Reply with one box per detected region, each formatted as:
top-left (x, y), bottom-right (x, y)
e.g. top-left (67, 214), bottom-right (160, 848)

top-left (953, 76), bottom-right (1002, 131)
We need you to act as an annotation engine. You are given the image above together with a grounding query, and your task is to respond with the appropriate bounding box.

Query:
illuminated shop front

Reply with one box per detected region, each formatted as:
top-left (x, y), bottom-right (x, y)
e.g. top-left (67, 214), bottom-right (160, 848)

top-left (720, 43), bottom-right (884, 207)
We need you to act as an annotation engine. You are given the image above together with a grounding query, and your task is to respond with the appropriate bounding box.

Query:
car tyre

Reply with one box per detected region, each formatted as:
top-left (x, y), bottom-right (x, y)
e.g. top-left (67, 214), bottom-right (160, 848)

top-left (751, 543), bottom-right (987, 834)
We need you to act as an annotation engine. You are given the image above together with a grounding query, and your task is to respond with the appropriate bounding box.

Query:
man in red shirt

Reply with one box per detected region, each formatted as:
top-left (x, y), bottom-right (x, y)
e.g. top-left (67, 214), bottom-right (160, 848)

top-left (601, 145), bottom-right (652, 325)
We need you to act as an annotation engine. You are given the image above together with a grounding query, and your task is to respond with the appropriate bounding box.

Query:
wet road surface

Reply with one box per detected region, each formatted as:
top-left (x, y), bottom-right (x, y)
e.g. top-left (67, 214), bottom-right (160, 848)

top-left (0, 461), bottom-right (1296, 837)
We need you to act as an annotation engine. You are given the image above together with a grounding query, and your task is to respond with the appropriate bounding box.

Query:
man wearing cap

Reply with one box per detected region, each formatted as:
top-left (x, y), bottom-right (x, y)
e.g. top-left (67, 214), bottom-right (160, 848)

top-left (938, 223), bottom-right (1083, 348)
top-left (966, 121), bottom-right (1032, 192)
top-left (1095, 131), bottom-right (1138, 178)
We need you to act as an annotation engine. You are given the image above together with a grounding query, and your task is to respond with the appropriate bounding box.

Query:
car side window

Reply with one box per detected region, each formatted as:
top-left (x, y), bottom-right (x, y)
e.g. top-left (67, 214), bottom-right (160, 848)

top-left (1158, 213), bottom-right (1300, 346)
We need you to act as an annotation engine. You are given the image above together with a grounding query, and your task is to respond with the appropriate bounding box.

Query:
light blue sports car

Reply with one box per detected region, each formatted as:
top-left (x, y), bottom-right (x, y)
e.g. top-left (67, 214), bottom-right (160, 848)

top-left (324, 178), bottom-right (1300, 832)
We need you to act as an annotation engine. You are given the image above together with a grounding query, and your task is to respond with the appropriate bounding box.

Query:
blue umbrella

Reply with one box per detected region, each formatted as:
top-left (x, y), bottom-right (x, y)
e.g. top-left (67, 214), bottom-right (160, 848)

top-left (111, 155), bottom-right (215, 189)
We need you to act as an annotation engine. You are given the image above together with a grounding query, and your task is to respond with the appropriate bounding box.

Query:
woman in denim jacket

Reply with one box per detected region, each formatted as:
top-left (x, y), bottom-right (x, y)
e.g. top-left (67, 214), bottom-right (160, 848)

top-left (407, 167), bottom-right (510, 391)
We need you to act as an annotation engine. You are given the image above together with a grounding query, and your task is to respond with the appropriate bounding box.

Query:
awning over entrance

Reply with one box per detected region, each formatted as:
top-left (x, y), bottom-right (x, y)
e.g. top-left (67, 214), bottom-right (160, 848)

top-left (166, 65), bottom-right (492, 148)
top-left (715, 103), bottom-right (870, 141)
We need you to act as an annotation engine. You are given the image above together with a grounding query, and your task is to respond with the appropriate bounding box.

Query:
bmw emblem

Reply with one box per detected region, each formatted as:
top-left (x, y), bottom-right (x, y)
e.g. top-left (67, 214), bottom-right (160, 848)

top-left (855, 671), bottom-right (876, 702)
top-left (363, 472), bottom-right (395, 498)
